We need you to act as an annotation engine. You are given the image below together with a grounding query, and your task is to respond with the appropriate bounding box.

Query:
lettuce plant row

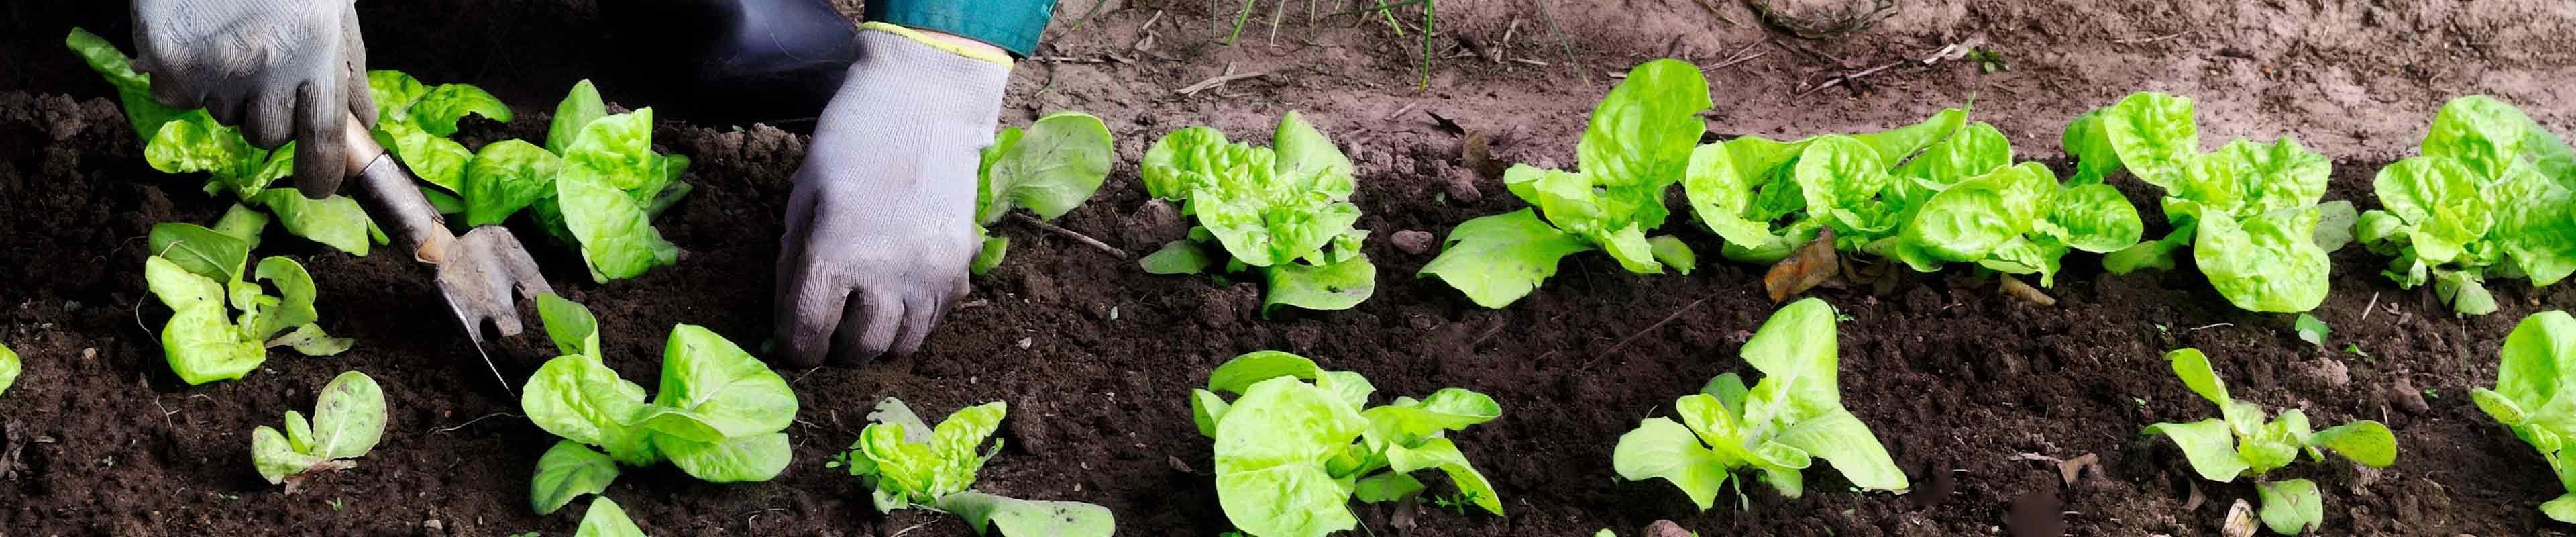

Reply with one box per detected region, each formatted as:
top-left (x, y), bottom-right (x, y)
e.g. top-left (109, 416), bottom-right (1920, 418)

top-left (2357, 96), bottom-right (2576, 315)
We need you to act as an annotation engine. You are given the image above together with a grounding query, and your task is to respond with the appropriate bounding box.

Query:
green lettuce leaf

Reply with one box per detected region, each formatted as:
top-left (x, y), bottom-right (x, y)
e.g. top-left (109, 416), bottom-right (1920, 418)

top-left (557, 173), bottom-right (680, 282)
top-left (531, 440), bottom-right (621, 516)
top-left (575, 497), bottom-right (645, 537)
top-left (463, 140), bottom-right (566, 227)
top-left (977, 111), bottom-right (1114, 225)
top-left (2194, 207), bottom-right (2331, 313)
top-left (934, 491), bottom-right (1118, 537)
top-left (1417, 209), bottom-right (1597, 308)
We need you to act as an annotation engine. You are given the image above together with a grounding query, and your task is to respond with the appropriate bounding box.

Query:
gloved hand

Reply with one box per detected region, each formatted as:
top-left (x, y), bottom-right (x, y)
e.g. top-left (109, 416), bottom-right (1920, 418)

top-left (133, 0), bottom-right (375, 199)
top-left (774, 26), bottom-right (1014, 367)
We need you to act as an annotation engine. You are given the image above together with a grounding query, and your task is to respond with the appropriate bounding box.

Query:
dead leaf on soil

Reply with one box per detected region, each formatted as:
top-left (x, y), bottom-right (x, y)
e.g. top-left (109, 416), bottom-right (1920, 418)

top-left (2182, 481), bottom-right (2206, 511)
top-left (1765, 229), bottom-right (1839, 301)
top-left (2057, 453), bottom-right (2100, 487)
top-left (2222, 499), bottom-right (2259, 537)
top-left (2000, 274), bottom-right (2057, 306)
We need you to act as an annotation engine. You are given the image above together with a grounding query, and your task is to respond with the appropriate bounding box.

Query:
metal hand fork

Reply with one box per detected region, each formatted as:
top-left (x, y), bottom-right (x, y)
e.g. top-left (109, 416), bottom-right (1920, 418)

top-left (339, 116), bottom-right (553, 395)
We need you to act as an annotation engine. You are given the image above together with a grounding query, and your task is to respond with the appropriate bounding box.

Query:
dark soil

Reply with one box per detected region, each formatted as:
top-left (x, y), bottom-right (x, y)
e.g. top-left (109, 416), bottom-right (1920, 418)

top-left (7, 1), bottom-right (2576, 536)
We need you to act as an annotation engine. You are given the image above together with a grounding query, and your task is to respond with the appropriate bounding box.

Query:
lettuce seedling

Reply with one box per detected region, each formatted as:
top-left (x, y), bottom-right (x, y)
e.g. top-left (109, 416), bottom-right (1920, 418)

top-left (575, 497), bottom-right (644, 537)
top-left (2074, 92), bottom-right (2355, 313)
top-left (68, 28), bottom-right (388, 256)
top-left (519, 293), bottom-right (795, 513)
top-left (1140, 111), bottom-right (1375, 313)
top-left (1418, 59), bottom-right (1708, 308)
top-left (2355, 96), bottom-right (2576, 315)
top-left (1688, 109), bottom-right (2145, 287)
top-left (829, 398), bottom-right (1115, 536)
top-left (144, 220), bottom-right (354, 385)
top-left (2141, 348), bottom-right (2397, 534)
top-left (2469, 310), bottom-right (2576, 521)
top-left (250, 371), bottom-right (386, 491)
top-left (459, 81), bottom-right (693, 281)
top-left (1189, 351), bottom-right (1503, 537)
top-left (971, 111), bottom-right (1116, 274)
top-left (1612, 298), bottom-right (1907, 510)
top-left (0, 342), bottom-right (18, 398)
top-left (364, 69), bottom-right (511, 210)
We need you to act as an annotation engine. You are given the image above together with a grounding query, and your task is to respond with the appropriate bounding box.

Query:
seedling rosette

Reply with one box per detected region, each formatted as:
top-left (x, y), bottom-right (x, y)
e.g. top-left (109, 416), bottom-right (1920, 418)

top-left (144, 216), bottom-right (355, 385)
top-left (519, 294), bottom-right (797, 515)
top-left (2469, 310), bottom-right (2576, 522)
top-left (458, 81), bottom-right (695, 282)
top-left (1419, 59), bottom-right (1709, 308)
top-left (1612, 298), bottom-right (1908, 510)
top-left (1189, 351), bottom-right (1504, 537)
top-left (2354, 95), bottom-right (2576, 315)
top-left (250, 371), bottom-right (386, 493)
top-left (1140, 111), bottom-right (1377, 313)
top-left (971, 111), bottom-right (1116, 274)
top-left (2141, 348), bottom-right (2397, 534)
top-left (68, 28), bottom-right (390, 256)
top-left (828, 398), bottom-right (1115, 536)
top-left (2074, 91), bottom-right (2357, 313)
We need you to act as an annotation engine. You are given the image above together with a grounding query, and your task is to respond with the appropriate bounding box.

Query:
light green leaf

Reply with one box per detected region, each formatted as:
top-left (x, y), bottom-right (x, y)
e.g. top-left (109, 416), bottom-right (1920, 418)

top-left (464, 140), bottom-right (566, 227)
top-left (549, 80), bottom-right (610, 156)
top-left (536, 293), bottom-right (602, 358)
top-left (1191, 389), bottom-right (1231, 438)
top-left (144, 111), bottom-right (278, 196)
top-left (150, 223), bottom-right (251, 283)
top-left (241, 257), bottom-right (319, 339)
top-left (1681, 141), bottom-right (1782, 248)
top-left (1576, 59), bottom-right (1711, 191)
top-left (1263, 256), bottom-right (1376, 313)
top-left (2312, 200), bottom-right (2358, 253)
top-left (1766, 409), bottom-right (1907, 491)
top-left (558, 172), bottom-right (680, 282)
top-left (1613, 417), bottom-right (1729, 511)
top-left (2255, 479), bottom-right (2325, 535)
top-left (1385, 438), bottom-right (1504, 515)
top-left (366, 70), bottom-right (430, 126)
top-left (374, 121), bottom-right (474, 193)
top-left (935, 491), bottom-right (1118, 537)
top-left (2099, 92), bottom-right (2200, 188)
top-left (2196, 208), bottom-right (2331, 313)
top-left (1208, 350), bottom-right (1326, 393)
top-left (977, 111), bottom-right (1114, 224)
top-left (0, 343), bottom-right (17, 397)
top-left (561, 109), bottom-right (663, 193)
top-left (2165, 348), bottom-right (2232, 406)
top-left (1418, 209), bottom-right (1597, 309)
top-left (1851, 107), bottom-right (1970, 169)
top-left (640, 325), bottom-right (796, 442)
top-left (2436, 270), bottom-right (2500, 316)
top-left (2371, 157), bottom-right (2491, 265)
top-left (2545, 494), bottom-right (2576, 523)
top-left (1139, 126), bottom-right (1232, 200)
top-left (1890, 121), bottom-right (2012, 194)
top-left (1648, 235), bottom-right (1696, 275)
top-left (575, 497), bottom-right (645, 537)
top-left (2063, 110), bottom-right (2120, 185)
top-left (1271, 110), bottom-right (1356, 197)
top-left (1897, 162), bottom-right (2055, 268)
top-left (970, 234), bottom-right (1008, 275)
top-left (1140, 240), bottom-right (1214, 275)
top-left (1212, 377), bottom-right (1366, 537)
top-left (531, 440), bottom-right (621, 515)
top-left (2143, 419), bottom-right (2249, 482)
top-left (520, 354), bottom-right (653, 463)
top-left (2294, 314), bottom-right (2329, 349)
top-left (254, 189), bottom-right (377, 256)
top-left (159, 293), bottom-right (265, 385)
top-left (66, 28), bottom-right (186, 140)
top-left (656, 431), bottom-right (791, 483)
top-left (2489, 311), bottom-right (2576, 434)
top-left (2048, 183), bottom-right (2147, 253)
top-left (1363, 389), bottom-right (1502, 444)
top-left (408, 83), bottom-right (513, 136)
top-left (251, 425), bottom-right (325, 485)
top-left (213, 205), bottom-right (270, 250)
top-left (309, 371), bottom-right (386, 460)
top-left (1353, 471), bottom-right (1426, 503)
top-left (1741, 298), bottom-right (1843, 418)
top-left (2307, 421), bottom-right (2396, 467)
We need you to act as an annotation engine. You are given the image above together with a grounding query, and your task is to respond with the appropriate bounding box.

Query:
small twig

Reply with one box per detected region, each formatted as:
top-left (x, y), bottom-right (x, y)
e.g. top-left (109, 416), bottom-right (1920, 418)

top-left (431, 412), bottom-right (523, 434)
top-left (892, 522), bottom-right (935, 537)
top-left (1534, 0), bottom-right (1587, 85)
top-left (2113, 30), bottom-right (2194, 44)
top-left (1597, 292), bottom-right (1721, 360)
top-left (1176, 64), bottom-right (1271, 95)
top-left (1795, 60), bottom-right (1907, 97)
top-left (2188, 322), bottom-right (2235, 331)
top-left (154, 398), bottom-right (177, 430)
top-left (1010, 213), bottom-right (1130, 258)
top-left (1382, 102), bottom-right (1420, 121)
top-left (2363, 292), bottom-right (2380, 320)
top-left (1703, 50), bottom-right (1768, 72)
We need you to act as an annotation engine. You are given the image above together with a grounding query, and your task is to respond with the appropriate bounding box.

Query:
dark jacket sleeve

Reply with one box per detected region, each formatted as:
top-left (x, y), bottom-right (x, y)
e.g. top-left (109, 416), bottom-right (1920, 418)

top-left (864, 0), bottom-right (1055, 57)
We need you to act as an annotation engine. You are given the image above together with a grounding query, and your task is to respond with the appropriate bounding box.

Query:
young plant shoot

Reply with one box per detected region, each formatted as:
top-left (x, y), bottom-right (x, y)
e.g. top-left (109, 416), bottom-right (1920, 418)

top-left (462, 81), bottom-right (694, 282)
top-left (520, 293), bottom-right (795, 514)
top-left (2075, 92), bottom-right (2357, 313)
top-left (250, 371), bottom-right (386, 492)
top-left (364, 69), bottom-right (514, 211)
top-left (1611, 298), bottom-right (1908, 510)
top-left (971, 111), bottom-right (1116, 274)
top-left (1686, 107), bottom-right (2145, 290)
top-left (2356, 96), bottom-right (2576, 315)
top-left (2469, 310), bottom-right (2576, 521)
top-left (144, 219), bottom-right (355, 385)
top-left (2141, 348), bottom-right (2398, 534)
top-left (1140, 111), bottom-right (1375, 313)
top-left (830, 398), bottom-right (1115, 536)
top-left (1190, 351), bottom-right (1503, 537)
top-left (69, 28), bottom-right (388, 256)
top-left (1419, 59), bottom-right (1709, 308)
top-left (574, 497), bottom-right (645, 537)
top-left (0, 342), bottom-right (16, 398)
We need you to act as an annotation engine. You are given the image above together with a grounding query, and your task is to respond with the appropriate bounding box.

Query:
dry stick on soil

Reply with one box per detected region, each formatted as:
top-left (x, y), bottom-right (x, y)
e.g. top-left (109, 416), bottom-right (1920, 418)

top-left (431, 412), bottom-right (522, 434)
top-left (2363, 291), bottom-right (2381, 320)
top-left (1701, 40), bottom-right (1767, 72)
top-left (1010, 213), bottom-right (1130, 258)
top-left (2113, 30), bottom-right (2195, 44)
top-left (1796, 60), bottom-right (1908, 97)
top-left (1533, 0), bottom-right (1588, 85)
top-left (1598, 292), bottom-right (1721, 359)
top-left (1176, 64), bottom-right (1270, 95)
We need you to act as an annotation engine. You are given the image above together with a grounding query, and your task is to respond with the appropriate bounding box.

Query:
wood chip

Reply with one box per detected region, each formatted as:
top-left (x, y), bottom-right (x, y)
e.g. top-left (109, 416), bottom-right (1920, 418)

top-left (1764, 229), bottom-right (1839, 301)
top-left (2000, 274), bottom-right (2057, 305)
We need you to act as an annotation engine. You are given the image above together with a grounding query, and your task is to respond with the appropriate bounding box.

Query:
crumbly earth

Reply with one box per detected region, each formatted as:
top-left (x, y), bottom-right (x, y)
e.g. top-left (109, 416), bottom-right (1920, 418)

top-left (5, 1), bottom-right (2576, 535)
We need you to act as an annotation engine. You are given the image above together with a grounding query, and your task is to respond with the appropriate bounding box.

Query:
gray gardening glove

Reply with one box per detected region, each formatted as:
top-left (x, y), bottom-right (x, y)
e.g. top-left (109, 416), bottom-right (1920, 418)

top-left (133, 0), bottom-right (376, 199)
top-left (774, 26), bottom-right (1014, 367)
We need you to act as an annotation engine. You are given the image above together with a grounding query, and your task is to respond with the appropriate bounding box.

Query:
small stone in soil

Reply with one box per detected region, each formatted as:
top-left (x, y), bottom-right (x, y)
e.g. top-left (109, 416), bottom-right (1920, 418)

top-left (1391, 230), bottom-right (1436, 254)
top-left (2301, 357), bottom-right (2350, 387)
top-left (1645, 520), bottom-right (1693, 537)
top-left (1442, 167), bottom-right (1484, 203)
top-left (2392, 377), bottom-right (2430, 413)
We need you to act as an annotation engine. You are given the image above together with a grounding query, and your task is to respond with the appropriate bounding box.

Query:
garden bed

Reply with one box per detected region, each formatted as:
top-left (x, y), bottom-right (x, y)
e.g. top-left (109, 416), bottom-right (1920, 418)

top-left (5, 1), bottom-right (2576, 535)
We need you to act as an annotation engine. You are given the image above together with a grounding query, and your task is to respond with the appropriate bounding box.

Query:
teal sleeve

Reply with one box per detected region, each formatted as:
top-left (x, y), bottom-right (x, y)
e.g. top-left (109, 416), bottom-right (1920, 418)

top-left (865, 0), bottom-right (1056, 57)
